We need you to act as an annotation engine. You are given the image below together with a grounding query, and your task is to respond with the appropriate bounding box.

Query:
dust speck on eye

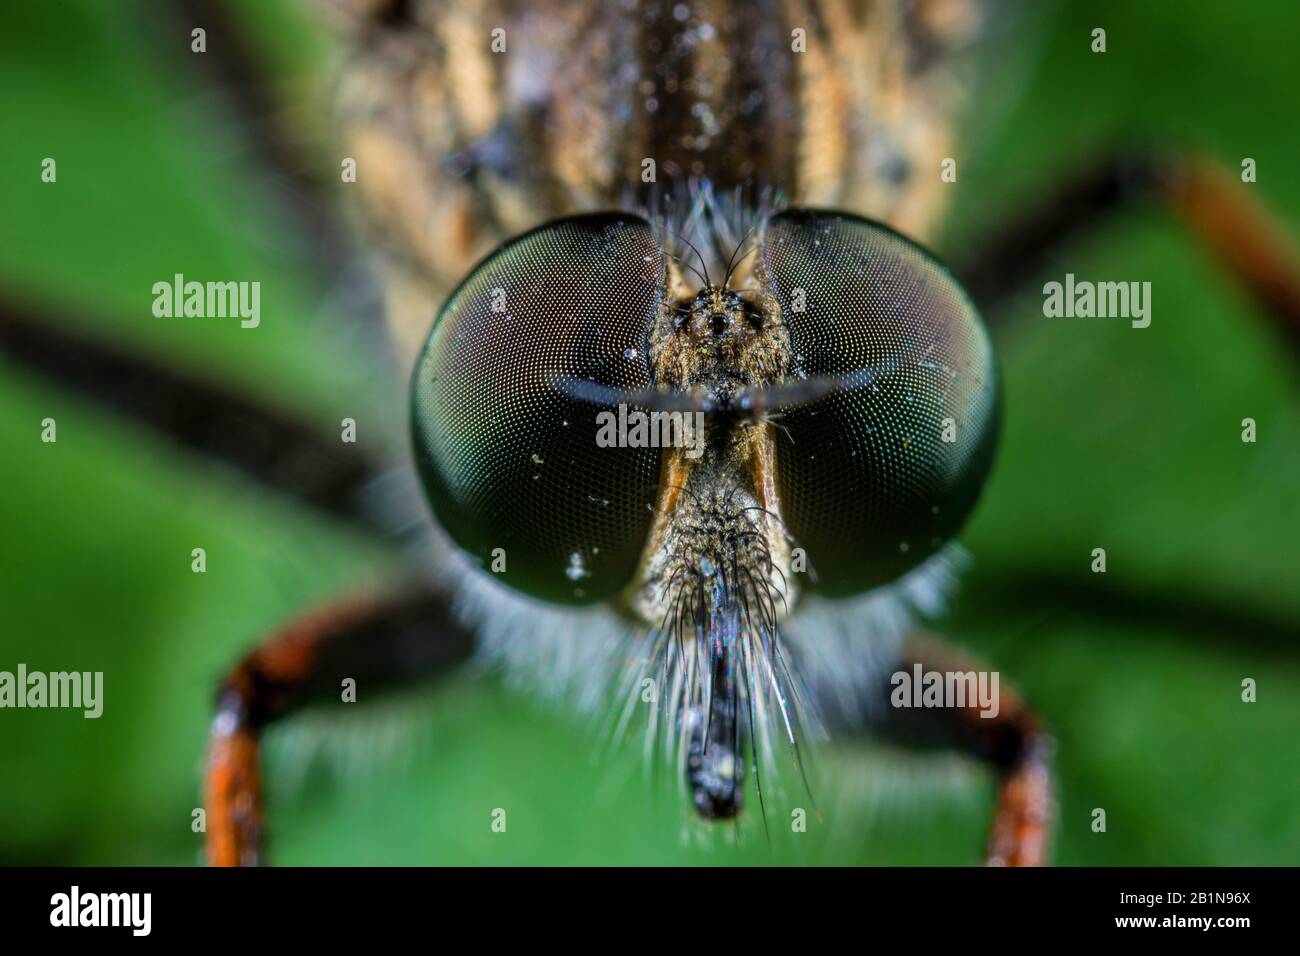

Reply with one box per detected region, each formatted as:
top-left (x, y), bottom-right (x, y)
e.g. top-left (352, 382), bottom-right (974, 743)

top-left (566, 552), bottom-right (590, 581)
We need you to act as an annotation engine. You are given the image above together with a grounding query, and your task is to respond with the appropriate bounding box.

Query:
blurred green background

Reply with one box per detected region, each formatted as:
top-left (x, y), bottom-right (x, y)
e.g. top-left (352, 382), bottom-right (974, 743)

top-left (0, 0), bottom-right (1296, 865)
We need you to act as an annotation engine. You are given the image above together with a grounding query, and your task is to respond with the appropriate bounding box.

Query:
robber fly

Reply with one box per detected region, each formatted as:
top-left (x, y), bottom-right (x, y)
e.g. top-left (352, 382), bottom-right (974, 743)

top-left (2, 0), bottom-right (1290, 868)
top-left (201, 0), bottom-right (1053, 866)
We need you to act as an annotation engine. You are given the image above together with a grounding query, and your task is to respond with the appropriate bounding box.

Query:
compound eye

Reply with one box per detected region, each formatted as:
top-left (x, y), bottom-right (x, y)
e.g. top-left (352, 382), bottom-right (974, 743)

top-left (410, 214), bottom-right (665, 604)
top-left (760, 209), bottom-right (1000, 596)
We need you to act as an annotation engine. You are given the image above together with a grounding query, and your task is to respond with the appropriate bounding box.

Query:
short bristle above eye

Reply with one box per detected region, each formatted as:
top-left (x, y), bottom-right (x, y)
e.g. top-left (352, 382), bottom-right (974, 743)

top-left (409, 214), bottom-right (667, 604)
top-left (760, 208), bottom-right (1000, 596)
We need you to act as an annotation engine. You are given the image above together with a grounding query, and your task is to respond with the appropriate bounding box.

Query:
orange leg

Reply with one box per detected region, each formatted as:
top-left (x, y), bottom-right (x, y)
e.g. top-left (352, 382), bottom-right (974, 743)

top-left (870, 635), bottom-right (1054, 867)
top-left (204, 587), bottom-right (473, 866)
top-left (978, 687), bottom-right (1053, 868)
top-left (958, 146), bottom-right (1300, 356)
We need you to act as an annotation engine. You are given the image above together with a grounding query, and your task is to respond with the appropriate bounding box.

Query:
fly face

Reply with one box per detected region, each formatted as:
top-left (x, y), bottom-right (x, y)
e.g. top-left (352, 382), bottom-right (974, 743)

top-left (410, 204), bottom-right (999, 819)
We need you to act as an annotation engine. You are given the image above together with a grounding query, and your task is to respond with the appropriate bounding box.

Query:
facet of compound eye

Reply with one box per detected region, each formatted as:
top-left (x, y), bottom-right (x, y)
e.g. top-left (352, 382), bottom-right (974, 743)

top-left (759, 209), bottom-right (1000, 596)
top-left (411, 213), bottom-right (665, 604)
